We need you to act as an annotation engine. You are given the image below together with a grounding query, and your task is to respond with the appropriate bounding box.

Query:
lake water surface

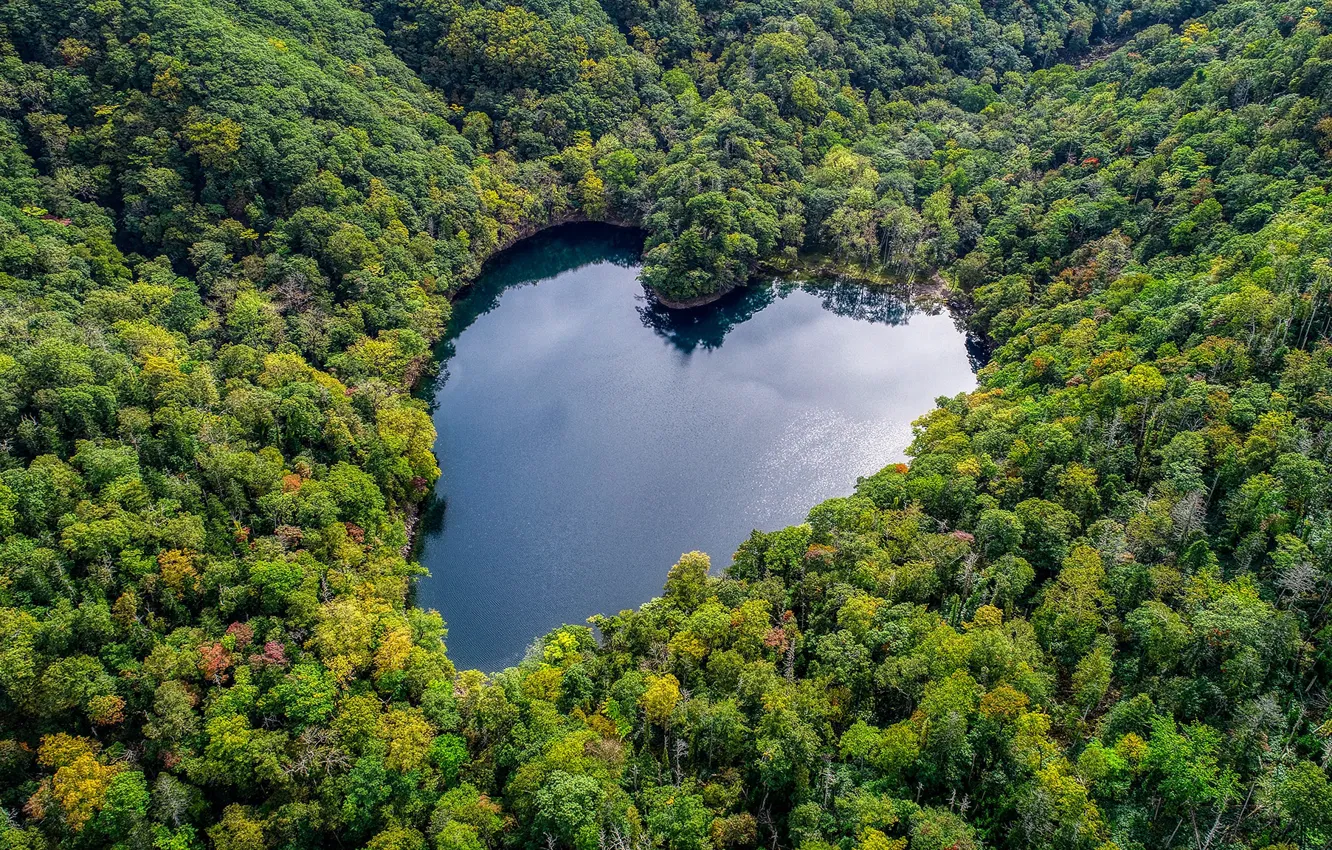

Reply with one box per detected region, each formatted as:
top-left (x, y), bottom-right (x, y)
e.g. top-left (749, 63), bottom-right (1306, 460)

top-left (416, 224), bottom-right (979, 671)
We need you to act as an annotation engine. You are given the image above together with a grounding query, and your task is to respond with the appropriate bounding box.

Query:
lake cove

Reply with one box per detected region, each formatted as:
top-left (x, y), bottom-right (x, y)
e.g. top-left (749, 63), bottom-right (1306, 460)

top-left (416, 224), bottom-right (979, 672)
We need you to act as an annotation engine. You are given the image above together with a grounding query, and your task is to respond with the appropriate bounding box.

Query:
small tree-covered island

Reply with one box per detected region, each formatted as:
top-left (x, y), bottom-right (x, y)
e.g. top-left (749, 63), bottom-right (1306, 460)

top-left (3, 0), bottom-right (1332, 846)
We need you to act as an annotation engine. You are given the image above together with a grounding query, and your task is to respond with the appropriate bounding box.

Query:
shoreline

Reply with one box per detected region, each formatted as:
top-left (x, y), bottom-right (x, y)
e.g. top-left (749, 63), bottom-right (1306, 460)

top-left (470, 216), bottom-right (960, 310)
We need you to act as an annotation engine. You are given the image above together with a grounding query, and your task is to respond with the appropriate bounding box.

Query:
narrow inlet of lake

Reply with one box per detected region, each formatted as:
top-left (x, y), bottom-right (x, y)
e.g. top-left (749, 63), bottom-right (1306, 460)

top-left (415, 224), bottom-right (980, 671)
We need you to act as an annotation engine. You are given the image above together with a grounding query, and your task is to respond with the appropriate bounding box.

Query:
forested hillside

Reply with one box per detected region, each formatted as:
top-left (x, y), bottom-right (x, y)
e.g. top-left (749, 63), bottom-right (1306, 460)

top-left (3, 0), bottom-right (1332, 847)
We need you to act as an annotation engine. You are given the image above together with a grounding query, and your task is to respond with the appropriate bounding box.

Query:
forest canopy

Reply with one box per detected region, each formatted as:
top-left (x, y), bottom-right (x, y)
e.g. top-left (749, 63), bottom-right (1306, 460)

top-left (3, 0), bottom-right (1332, 848)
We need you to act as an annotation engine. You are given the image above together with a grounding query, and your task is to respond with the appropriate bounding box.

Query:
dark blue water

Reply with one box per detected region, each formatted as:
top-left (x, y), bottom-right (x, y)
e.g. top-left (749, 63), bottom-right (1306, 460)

top-left (416, 224), bottom-right (978, 671)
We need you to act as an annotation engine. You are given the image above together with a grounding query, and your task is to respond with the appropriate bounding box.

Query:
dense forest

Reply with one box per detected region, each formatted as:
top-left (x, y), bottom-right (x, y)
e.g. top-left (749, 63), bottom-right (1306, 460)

top-left (3, 0), bottom-right (1332, 846)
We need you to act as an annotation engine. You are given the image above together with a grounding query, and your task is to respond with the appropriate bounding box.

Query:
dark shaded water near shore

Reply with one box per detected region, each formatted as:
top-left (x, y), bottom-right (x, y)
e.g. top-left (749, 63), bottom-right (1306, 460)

top-left (416, 224), bottom-right (979, 671)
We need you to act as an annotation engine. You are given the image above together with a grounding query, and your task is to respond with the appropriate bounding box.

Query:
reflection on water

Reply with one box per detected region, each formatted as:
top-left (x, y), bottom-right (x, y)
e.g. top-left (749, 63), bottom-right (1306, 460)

top-left (434, 224), bottom-right (646, 363)
top-left (416, 223), bottom-right (980, 672)
top-left (637, 284), bottom-right (779, 353)
top-left (638, 278), bottom-right (931, 355)
top-left (442, 224), bottom-right (955, 360)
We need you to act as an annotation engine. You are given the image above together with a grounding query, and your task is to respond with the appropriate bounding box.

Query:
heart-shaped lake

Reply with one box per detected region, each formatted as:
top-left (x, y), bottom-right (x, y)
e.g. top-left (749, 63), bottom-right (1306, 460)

top-left (415, 223), bottom-right (979, 671)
